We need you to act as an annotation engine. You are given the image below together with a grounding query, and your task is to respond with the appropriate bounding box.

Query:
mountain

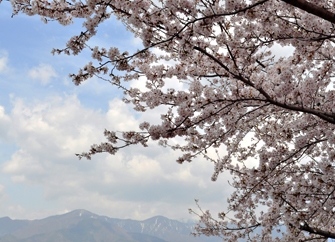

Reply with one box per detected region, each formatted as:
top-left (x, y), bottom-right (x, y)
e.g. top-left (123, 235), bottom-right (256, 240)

top-left (106, 215), bottom-right (203, 242)
top-left (0, 210), bottom-right (222, 242)
top-left (0, 217), bottom-right (30, 237)
top-left (20, 218), bottom-right (151, 242)
top-left (0, 235), bottom-right (19, 242)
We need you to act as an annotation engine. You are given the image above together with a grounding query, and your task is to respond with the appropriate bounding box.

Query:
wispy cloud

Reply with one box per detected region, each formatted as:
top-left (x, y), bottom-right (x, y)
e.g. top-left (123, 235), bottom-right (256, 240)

top-left (0, 95), bottom-right (230, 220)
top-left (0, 51), bottom-right (9, 73)
top-left (28, 64), bottom-right (58, 86)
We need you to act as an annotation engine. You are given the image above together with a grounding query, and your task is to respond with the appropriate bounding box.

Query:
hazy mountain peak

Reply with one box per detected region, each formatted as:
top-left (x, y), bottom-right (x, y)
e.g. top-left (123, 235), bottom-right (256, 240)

top-left (0, 217), bottom-right (11, 221)
top-left (68, 209), bottom-right (96, 218)
top-left (143, 215), bottom-right (189, 230)
top-left (145, 215), bottom-right (170, 222)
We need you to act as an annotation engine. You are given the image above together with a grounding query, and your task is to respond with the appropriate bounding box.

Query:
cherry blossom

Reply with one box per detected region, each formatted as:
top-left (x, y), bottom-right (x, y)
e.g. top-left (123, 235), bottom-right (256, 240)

top-left (5, 0), bottom-right (335, 240)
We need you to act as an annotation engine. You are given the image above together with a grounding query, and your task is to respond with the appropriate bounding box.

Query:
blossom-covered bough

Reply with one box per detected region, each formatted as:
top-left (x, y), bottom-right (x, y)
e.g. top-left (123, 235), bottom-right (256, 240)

top-left (5, 0), bottom-right (335, 240)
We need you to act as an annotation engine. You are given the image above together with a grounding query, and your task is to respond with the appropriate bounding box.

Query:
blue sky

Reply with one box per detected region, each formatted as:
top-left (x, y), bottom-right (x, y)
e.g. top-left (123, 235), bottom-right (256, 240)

top-left (0, 1), bottom-right (231, 221)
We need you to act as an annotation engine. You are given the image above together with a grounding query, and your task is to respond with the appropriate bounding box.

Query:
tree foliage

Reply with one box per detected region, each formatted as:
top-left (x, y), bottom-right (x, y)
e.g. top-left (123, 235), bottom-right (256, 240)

top-left (5, 0), bottom-right (335, 240)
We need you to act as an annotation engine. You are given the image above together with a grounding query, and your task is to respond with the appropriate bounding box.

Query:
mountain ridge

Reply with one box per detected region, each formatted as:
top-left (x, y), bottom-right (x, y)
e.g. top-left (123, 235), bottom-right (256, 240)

top-left (0, 210), bottom-right (222, 242)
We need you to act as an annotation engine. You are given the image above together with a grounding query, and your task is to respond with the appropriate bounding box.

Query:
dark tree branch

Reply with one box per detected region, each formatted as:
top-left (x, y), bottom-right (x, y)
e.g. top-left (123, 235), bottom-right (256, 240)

top-left (300, 223), bottom-right (335, 239)
top-left (281, 0), bottom-right (335, 24)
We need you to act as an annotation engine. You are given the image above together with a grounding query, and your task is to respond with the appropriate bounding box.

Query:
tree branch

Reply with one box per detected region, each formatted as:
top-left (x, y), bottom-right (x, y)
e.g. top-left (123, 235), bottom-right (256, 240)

top-left (300, 223), bottom-right (335, 239)
top-left (193, 46), bottom-right (335, 124)
top-left (281, 0), bottom-right (335, 24)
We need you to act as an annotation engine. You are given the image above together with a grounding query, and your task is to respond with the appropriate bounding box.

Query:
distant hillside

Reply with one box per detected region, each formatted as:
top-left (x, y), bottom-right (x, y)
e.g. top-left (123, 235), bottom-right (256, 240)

top-left (0, 210), bottom-right (222, 242)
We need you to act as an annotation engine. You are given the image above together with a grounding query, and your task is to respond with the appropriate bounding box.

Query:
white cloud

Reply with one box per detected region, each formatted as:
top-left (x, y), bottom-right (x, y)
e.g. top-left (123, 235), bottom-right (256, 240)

top-left (131, 36), bottom-right (143, 48)
top-left (0, 51), bottom-right (9, 73)
top-left (28, 64), bottom-right (58, 85)
top-left (271, 43), bottom-right (295, 61)
top-left (0, 95), bottom-right (231, 220)
top-left (0, 184), bottom-right (6, 199)
top-left (0, 106), bottom-right (11, 143)
top-left (106, 98), bottom-right (138, 130)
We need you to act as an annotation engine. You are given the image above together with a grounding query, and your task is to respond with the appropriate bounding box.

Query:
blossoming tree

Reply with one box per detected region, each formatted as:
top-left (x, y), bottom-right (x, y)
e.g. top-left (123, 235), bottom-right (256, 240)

top-left (5, 0), bottom-right (335, 240)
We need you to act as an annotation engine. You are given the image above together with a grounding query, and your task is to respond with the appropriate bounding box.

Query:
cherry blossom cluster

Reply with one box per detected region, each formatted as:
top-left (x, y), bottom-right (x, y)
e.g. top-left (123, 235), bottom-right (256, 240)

top-left (7, 0), bottom-right (335, 240)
